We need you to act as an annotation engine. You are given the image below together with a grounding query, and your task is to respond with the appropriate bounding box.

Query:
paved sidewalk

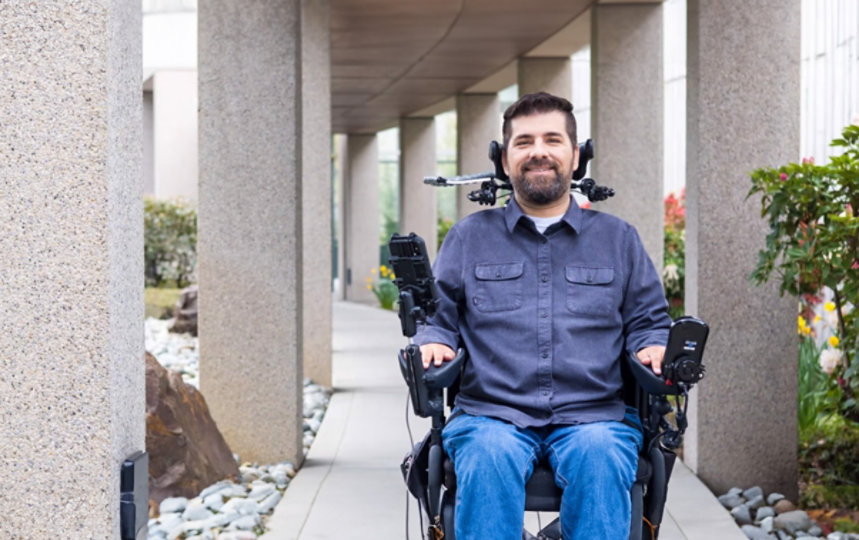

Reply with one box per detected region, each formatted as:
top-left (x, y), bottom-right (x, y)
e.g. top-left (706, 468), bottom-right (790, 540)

top-left (262, 301), bottom-right (744, 539)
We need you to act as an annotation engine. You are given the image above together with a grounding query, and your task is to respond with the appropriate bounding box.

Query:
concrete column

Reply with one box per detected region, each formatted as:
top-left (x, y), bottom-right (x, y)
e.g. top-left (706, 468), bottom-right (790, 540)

top-left (456, 93), bottom-right (501, 219)
top-left (591, 3), bottom-right (664, 270)
top-left (199, 0), bottom-right (303, 465)
top-left (685, 0), bottom-right (800, 498)
top-left (334, 134), bottom-right (348, 301)
top-left (344, 134), bottom-right (380, 303)
top-left (301, 0), bottom-right (332, 386)
top-left (0, 2), bottom-right (144, 537)
top-left (399, 117), bottom-right (438, 259)
top-left (518, 57), bottom-right (572, 98)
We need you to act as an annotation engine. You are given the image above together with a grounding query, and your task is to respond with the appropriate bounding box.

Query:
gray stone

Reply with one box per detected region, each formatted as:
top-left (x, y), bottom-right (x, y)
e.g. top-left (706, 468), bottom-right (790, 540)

top-left (760, 516), bottom-right (774, 533)
top-left (743, 486), bottom-right (765, 500)
top-left (741, 524), bottom-right (776, 540)
top-left (228, 514), bottom-right (262, 531)
top-left (258, 490), bottom-right (283, 514)
top-left (720, 492), bottom-right (747, 509)
top-left (774, 499), bottom-right (797, 514)
top-left (247, 482), bottom-right (276, 501)
top-left (732, 505), bottom-right (753, 526)
top-left (756, 506), bottom-right (776, 521)
top-left (828, 533), bottom-right (846, 540)
top-left (747, 494), bottom-right (766, 510)
top-left (182, 500), bottom-right (213, 522)
top-left (767, 492), bottom-right (786, 506)
top-left (216, 532), bottom-right (257, 540)
top-left (202, 491), bottom-right (225, 512)
top-left (774, 510), bottom-right (813, 534)
top-left (160, 497), bottom-right (189, 515)
top-left (776, 531), bottom-right (792, 540)
top-left (809, 525), bottom-right (824, 536)
top-left (220, 497), bottom-right (261, 517)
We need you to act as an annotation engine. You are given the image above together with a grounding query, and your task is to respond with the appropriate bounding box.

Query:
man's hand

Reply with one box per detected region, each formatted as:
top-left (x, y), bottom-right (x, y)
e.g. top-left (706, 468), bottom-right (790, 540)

top-left (637, 345), bottom-right (666, 375)
top-left (420, 343), bottom-right (455, 369)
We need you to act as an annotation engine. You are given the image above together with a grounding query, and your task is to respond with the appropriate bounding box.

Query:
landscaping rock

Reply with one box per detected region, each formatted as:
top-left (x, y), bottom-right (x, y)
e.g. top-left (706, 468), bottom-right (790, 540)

top-left (742, 524), bottom-right (776, 540)
top-left (146, 352), bottom-right (239, 504)
top-left (721, 491), bottom-right (747, 509)
top-left (756, 506), bottom-right (776, 521)
top-left (170, 284), bottom-right (198, 336)
top-left (774, 499), bottom-right (797, 514)
top-left (768, 493), bottom-right (786, 506)
top-left (732, 505), bottom-right (753, 526)
top-left (773, 509), bottom-right (813, 534)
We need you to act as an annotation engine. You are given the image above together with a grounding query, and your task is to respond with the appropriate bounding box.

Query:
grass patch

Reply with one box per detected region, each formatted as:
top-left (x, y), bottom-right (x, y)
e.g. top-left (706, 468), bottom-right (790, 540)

top-left (145, 287), bottom-right (183, 319)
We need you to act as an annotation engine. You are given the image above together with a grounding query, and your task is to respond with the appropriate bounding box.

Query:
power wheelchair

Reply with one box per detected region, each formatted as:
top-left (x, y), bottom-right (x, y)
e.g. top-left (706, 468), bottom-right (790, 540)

top-left (390, 140), bottom-right (709, 540)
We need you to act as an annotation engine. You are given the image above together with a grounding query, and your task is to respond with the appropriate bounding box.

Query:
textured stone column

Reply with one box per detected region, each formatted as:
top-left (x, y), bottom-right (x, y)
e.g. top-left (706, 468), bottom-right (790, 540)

top-left (0, 2), bottom-right (144, 537)
top-left (456, 93), bottom-right (501, 219)
top-left (685, 0), bottom-right (800, 498)
top-left (199, 0), bottom-right (303, 465)
top-left (518, 57), bottom-right (572, 98)
top-left (334, 134), bottom-right (348, 301)
top-left (344, 134), bottom-right (380, 303)
top-left (591, 3), bottom-right (664, 269)
top-left (399, 117), bottom-right (438, 259)
top-left (301, 0), bottom-right (332, 386)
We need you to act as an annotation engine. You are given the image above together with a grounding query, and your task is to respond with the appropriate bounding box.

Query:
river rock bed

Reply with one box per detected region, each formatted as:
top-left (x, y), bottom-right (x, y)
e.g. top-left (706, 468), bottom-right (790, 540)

top-left (721, 486), bottom-right (859, 540)
top-left (145, 318), bottom-right (332, 539)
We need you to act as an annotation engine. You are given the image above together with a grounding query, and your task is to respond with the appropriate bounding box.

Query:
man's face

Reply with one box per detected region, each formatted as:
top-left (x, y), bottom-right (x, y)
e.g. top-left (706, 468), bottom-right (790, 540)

top-left (502, 110), bottom-right (579, 206)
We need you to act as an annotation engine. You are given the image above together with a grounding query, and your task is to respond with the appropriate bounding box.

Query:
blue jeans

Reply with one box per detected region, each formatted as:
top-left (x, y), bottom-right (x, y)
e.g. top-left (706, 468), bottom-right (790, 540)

top-left (442, 407), bottom-right (643, 540)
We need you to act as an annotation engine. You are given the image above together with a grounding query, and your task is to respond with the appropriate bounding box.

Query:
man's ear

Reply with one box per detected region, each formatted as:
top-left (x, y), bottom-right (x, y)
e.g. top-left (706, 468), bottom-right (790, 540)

top-left (571, 145), bottom-right (580, 176)
top-left (502, 148), bottom-right (510, 176)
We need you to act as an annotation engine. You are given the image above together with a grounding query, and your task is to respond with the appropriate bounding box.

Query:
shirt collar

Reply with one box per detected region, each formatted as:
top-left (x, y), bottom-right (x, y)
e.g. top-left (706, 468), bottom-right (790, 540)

top-left (504, 195), bottom-right (584, 234)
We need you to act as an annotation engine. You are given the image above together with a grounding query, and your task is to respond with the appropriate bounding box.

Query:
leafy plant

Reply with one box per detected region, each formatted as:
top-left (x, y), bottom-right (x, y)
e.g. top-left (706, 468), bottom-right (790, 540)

top-left (663, 189), bottom-right (686, 319)
top-left (748, 124), bottom-right (859, 421)
top-left (366, 264), bottom-right (398, 310)
top-left (798, 336), bottom-right (842, 440)
top-left (144, 197), bottom-right (197, 288)
top-left (438, 218), bottom-right (454, 249)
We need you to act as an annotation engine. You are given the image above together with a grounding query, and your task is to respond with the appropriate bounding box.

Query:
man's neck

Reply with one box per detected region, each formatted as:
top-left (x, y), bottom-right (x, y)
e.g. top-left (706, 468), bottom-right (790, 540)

top-left (514, 193), bottom-right (571, 218)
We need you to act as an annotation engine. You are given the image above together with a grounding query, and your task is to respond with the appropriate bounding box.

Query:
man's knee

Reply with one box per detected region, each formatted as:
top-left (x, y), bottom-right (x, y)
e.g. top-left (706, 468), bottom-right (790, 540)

top-left (443, 415), bottom-right (537, 481)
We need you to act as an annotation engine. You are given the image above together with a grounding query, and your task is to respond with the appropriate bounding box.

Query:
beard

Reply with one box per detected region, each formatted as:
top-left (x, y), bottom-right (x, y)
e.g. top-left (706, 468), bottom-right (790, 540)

top-left (511, 158), bottom-right (569, 205)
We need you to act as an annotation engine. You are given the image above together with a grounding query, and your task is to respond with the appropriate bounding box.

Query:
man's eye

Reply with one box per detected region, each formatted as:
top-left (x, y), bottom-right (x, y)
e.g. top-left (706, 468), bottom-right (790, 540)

top-left (515, 140), bottom-right (530, 147)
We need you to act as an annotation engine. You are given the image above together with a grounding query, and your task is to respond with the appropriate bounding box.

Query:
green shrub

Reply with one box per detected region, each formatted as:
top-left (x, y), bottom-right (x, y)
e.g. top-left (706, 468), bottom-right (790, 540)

top-left (144, 197), bottom-right (197, 288)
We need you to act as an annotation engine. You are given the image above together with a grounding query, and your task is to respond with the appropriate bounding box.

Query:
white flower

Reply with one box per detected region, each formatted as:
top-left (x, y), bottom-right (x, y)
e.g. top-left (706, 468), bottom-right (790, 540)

top-left (819, 348), bottom-right (842, 375)
top-left (663, 264), bottom-right (679, 284)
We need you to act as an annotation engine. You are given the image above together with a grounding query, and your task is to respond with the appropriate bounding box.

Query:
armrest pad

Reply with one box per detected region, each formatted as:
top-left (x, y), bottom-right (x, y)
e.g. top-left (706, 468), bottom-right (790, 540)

top-left (624, 351), bottom-right (677, 395)
top-left (423, 348), bottom-right (467, 390)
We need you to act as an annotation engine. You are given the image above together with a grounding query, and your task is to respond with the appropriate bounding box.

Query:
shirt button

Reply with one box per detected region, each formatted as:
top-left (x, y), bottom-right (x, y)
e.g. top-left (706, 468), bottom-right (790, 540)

top-left (473, 298), bottom-right (480, 305)
top-left (542, 391), bottom-right (549, 396)
top-left (540, 311), bottom-right (548, 318)
top-left (541, 353), bottom-right (548, 358)
top-left (541, 275), bottom-right (549, 283)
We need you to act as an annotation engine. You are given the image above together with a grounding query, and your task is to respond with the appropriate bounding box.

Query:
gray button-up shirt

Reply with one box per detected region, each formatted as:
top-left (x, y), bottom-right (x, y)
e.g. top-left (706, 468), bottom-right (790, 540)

top-left (417, 197), bottom-right (670, 428)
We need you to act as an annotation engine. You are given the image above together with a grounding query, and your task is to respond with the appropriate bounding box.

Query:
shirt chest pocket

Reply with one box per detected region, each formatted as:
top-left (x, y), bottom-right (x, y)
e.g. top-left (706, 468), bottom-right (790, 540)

top-left (472, 262), bottom-right (524, 312)
top-left (565, 265), bottom-right (617, 316)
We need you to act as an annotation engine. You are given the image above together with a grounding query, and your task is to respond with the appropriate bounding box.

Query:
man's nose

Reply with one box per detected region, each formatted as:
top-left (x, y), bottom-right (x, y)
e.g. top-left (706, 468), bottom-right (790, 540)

top-left (529, 139), bottom-right (549, 159)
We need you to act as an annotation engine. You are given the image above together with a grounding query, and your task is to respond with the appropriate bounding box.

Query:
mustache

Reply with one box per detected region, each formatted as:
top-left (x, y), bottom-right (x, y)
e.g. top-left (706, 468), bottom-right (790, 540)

top-left (522, 158), bottom-right (558, 171)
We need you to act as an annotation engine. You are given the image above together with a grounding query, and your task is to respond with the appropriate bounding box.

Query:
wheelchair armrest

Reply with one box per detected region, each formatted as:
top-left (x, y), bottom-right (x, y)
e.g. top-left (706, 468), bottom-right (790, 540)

top-left (624, 351), bottom-right (677, 396)
top-left (423, 348), bottom-right (467, 390)
top-left (399, 346), bottom-right (467, 418)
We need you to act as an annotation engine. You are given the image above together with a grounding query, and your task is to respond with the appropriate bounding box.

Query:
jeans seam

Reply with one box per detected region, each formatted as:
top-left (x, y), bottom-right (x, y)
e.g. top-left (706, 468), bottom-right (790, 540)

top-left (547, 447), bottom-right (568, 489)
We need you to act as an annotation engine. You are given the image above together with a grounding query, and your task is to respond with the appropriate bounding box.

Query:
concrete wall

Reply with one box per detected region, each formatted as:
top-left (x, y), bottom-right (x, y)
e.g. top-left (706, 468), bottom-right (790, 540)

top-left (456, 93), bottom-right (501, 219)
top-left (343, 134), bottom-right (380, 303)
top-left (0, 1), bottom-right (145, 536)
top-left (399, 117), bottom-right (438, 259)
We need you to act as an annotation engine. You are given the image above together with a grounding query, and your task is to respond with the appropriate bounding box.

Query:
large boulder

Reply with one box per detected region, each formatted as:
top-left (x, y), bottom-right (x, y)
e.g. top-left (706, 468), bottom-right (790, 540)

top-left (146, 352), bottom-right (238, 505)
top-left (169, 285), bottom-right (198, 336)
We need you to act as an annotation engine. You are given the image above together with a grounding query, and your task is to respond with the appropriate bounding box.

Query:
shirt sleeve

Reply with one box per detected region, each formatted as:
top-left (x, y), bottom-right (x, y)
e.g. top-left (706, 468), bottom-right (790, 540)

top-left (416, 225), bottom-right (463, 350)
top-left (620, 225), bottom-right (672, 354)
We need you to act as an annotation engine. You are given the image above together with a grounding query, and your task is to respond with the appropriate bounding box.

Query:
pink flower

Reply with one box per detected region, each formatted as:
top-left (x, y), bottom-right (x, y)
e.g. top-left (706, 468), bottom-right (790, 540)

top-left (852, 260), bottom-right (859, 270)
top-left (801, 157), bottom-right (816, 165)
top-left (779, 173), bottom-right (788, 181)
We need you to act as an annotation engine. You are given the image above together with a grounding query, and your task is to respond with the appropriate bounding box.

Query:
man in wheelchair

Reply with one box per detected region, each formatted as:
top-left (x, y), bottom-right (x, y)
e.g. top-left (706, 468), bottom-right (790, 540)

top-left (406, 92), bottom-right (688, 540)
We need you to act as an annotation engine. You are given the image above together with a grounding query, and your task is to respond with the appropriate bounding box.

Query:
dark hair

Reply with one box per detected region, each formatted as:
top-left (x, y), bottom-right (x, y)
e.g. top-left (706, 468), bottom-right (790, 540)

top-left (502, 92), bottom-right (577, 149)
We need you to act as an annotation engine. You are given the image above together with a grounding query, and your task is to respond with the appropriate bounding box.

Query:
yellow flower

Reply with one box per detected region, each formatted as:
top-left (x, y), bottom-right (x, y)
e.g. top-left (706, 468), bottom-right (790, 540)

top-left (829, 335), bottom-right (840, 348)
top-left (366, 284), bottom-right (372, 290)
top-left (797, 316), bottom-right (806, 334)
top-left (371, 268), bottom-right (377, 274)
top-left (824, 301), bottom-right (836, 312)
top-left (813, 315), bottom-right (822, 324)
top-left (802, 326), bottom-right (811, 336)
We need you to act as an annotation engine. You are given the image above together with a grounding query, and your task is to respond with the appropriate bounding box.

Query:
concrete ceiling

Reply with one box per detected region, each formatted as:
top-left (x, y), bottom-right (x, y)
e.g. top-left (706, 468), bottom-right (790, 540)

top-left (330, 0), bottom-right (593, 134)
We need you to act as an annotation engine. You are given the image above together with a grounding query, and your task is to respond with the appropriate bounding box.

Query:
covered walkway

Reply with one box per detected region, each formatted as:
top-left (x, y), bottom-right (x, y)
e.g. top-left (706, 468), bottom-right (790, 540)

top-left (261, 301), bottom-right (745, 539)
